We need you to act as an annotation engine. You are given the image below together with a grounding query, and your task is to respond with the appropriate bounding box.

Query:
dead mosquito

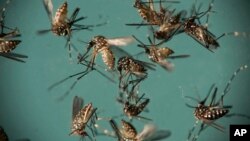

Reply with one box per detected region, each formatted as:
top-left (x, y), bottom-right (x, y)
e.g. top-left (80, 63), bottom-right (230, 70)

top-left (154, 10), bottom-right (186, 40)
top-left (48, 54), bottom-right (116, 101)
top-left (78, 35), bottom-right (134, 72)
top-left (117, 93), bottom-right (151, 121)
top-left (95, 119), bottom-right (171, 141)
top-left (38, 0), bottom-right (94, 60)
top-left (70, 96), bottom-right (98, 141)
top-left (132, 35), bottom-right (189, 71)
top-left (117, 56), bottom-right (156, 98)
top-left (0, 1), bottom-right (27, 63)
top-left (184, 65), bottom-right (250, 141)
top-left (183, 0), bottom-right (250, 52)
top-left (127, 0), bottom-right (180, 27)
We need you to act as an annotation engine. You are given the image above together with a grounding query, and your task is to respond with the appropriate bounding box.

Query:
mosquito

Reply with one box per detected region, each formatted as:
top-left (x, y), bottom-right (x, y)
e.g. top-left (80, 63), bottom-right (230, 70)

top-left (117, 92), bottom-right (151, 121)
top-left (95, 119), bottom-right (171, 141)
top-left (132, 35), bottom-right (189, 71)
top-left (0, 0), bottom-right (27, 63)
top-left (127, 0), bottom-right (179, 27)
top-left (70, 96), bottom-right (98, 141)
top-left (154, 9), bottom-right (186, 40)
top-left (117, 56), bottom-right (156, 98)
top-left (184, 65), bottom-right (250, 141)
top-left (131, 0), bottom-right (164, 26)
top-left (38, 0), bottom-right (92, 60)
top-left (183, 0), bottom-right (249, 52)
top-left (78, 35), bottom-right (134, 71)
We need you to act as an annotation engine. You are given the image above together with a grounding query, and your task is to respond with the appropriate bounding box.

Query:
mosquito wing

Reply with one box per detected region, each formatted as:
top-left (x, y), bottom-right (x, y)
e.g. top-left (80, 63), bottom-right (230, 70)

top-left (72, 96), bottom-right (84, 119)
top-left (158, 60), bottom-right (174, 71)
top-left (109, 46), bottom-right (133, 59)
top-left (109, 119), bottom-right (124, 141)
top-left (145, 130), bottom-right (171, 141)
top-left (187, 25), bottom-right (219, 51)
top-left (43, 0), bottom-right (54, 23)
top-left (137, 124), bottom-right (171, 141)
top-left (107, 36), bottom-right (134, 47)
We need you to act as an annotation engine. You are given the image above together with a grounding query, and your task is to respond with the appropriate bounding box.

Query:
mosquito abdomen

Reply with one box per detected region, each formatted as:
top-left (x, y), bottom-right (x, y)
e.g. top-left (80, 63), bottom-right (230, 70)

top-left (0, 40), bottom-right (21, 53)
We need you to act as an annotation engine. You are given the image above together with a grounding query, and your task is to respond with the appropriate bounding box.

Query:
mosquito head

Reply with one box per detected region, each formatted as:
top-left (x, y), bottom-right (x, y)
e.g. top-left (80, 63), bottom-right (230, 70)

top-left (133, 0), bottom-right (141, 8)
top-left (154, 31), bottom-right (170, 40)
top-left (88, 35), bottom-right (105, 48)
top-left (184, 17), bottom-right (195, 28)
top-left (69, 129), bottom-right (88, 137)
top-left (52, 24), bottom-right (69, 36)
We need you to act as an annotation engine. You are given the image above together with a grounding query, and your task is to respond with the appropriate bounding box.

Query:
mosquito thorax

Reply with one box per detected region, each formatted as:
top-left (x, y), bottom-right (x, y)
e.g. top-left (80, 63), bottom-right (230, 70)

top-left (52, 24), bottom-right (69, 36)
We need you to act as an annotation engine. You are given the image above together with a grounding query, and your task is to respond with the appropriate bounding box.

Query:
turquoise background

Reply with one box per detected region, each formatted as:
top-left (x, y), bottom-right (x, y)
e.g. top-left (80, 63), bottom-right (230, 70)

top-left (0, 0), bottom-right (250, 141)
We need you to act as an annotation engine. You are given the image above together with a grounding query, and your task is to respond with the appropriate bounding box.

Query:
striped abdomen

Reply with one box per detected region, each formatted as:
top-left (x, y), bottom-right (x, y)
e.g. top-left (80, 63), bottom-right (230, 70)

top-left (100, 48), bottom-right (115, 70)
top-left (194, 105), bottom-right (229, 121)
top-left (0, 40), bottom-right (21, 53)
top-left (54, 2), bottom-right (68, 24)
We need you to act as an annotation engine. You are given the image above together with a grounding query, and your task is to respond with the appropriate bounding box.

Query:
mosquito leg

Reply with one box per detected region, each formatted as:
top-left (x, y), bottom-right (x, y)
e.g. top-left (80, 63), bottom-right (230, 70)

top-left (187, 120), bottom-right (199, 141)
top-left (0, 53), bottom-right (26, 63)
top-left (220, 65), bottom-right (247, 106)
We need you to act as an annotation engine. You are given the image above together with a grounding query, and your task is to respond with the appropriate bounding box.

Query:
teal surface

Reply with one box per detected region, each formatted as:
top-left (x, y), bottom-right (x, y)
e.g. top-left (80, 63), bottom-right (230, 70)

top-left (0, 0), bottom-right (250, 141)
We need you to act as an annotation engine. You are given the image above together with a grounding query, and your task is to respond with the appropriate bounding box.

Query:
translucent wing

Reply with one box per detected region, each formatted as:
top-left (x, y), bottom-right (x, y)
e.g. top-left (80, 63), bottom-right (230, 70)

top-left (109, 46), bottom-right (132, 59)
top-left (145, 130), bottom-right (171, 141)
top-left (137, 124), bottom-right (171, 141)
top-left (43, 0), bottom-right (54, 23)
top-left (107, 36), bottom-right (134, 47)
top-left (72, 96), bottom-right (84, 119)
top-left (158, 60), bottom-right (174, 71)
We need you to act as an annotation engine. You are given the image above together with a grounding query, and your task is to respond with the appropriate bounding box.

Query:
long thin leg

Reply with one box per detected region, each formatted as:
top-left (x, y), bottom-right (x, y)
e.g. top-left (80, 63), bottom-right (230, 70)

top-left (220, 65), bottom-right (248, 106)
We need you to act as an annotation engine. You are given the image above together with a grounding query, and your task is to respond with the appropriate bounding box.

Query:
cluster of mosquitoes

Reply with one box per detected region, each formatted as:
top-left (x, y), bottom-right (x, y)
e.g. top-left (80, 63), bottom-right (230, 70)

top-left (0, 0), bottom-right (250, 141)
